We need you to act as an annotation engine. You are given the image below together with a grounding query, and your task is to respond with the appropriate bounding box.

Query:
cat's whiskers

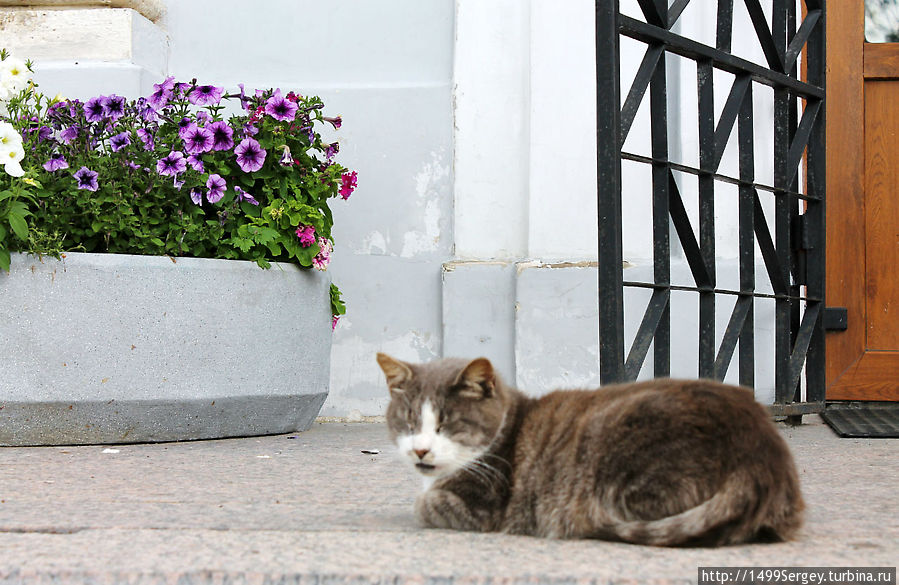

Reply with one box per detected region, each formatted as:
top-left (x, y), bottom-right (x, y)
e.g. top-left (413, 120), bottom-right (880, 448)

top-left (457, 454), bottom-right (509, 488)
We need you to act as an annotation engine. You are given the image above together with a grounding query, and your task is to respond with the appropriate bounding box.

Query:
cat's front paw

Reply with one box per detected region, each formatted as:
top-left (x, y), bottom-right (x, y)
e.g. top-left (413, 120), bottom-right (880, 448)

top-left (415, 488), bottom-right (487, 532)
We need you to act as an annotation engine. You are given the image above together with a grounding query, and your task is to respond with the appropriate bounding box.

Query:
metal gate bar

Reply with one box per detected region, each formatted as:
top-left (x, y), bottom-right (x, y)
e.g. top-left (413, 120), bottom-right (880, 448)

top-left (596, 0), bottom-right (826, 417)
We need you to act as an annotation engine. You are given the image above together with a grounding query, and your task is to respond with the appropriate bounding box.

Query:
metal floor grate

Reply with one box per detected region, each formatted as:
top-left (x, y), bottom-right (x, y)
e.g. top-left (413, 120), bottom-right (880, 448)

top-left (821, 404), bottom-right (899, 438)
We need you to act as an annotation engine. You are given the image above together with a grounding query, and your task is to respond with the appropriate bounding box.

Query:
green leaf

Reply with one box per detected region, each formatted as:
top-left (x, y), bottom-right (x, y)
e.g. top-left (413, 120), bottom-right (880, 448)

top-left (253, 167), bottom-right (275, 180)
top-left (231, 237), bottom-right (253, 253)
top-left (0, 248), bottom-right (10, 272)
top-left (330, 284), bottom-right (346, 316)
top-left (265, 241), bottom-right (282, 256)
top-left (240, 201), bottom-right (261, 217)
top-left (249, 226), bottom-right (279, 245)
top-left (8, 212), bottom-right (28, 241)
top-left (8, 200), bottom-right (31, 217)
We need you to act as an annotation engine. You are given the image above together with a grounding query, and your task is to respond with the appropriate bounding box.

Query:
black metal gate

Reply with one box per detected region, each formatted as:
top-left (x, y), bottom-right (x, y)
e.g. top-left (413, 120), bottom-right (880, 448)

top-left (596, 0), bottom-right (826, 418)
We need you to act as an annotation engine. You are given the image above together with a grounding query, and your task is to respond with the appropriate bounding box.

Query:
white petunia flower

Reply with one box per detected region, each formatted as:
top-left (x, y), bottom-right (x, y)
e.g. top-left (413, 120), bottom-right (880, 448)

top-left (0, 57), bottom-right (32, 94)
top-left (2, 145), bottom-right (25, 177)
top-left (0, 121), bottom-right (23, 154)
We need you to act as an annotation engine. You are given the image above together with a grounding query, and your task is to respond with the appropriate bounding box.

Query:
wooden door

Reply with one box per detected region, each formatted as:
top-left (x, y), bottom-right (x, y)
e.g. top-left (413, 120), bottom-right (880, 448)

top-left (827, 1), bottom-right (899, 401)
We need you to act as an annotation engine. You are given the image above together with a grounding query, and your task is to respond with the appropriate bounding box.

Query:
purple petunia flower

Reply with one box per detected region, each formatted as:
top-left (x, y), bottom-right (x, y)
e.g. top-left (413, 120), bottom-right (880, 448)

top-left (195, 111), bottom-right (211, 125)
top-left (37, 126), bottom-right (53, 142)
top-left (298, 124), bottom-right (315, 145)
top-left (109, 131), bottom-right (131, 152)
top-left (237, 83), bottom-right (251, 111)
top-left (295, 224), bottom-right (316, 247)
top-left (323, 116), bottom-right (342, 129)
top-left (173, 176), bottom-right (185, 190)
top-left (207, 121), bottom-right (234, 151)
top-left (136, 98), bottom-right (158, 123)
top-left (188, 85), bottom-right (225, 106)
top-left (182, 124), bottom-right (213, 155)
top-left (102, 94), bottom-right (126, 121)
top-left (189, 187), bottom-right (204, 205)
top-left (234, 137), bottom-right (266, 172)
top-left (156, 150), bottom-right (187, 177)
top-left (177, 118), bottom-right (194, 139)
top-left (264, 89), bottom-right (298, 122)
top-left (59, 125), bottom-right (79, 144)
top-left (206, 173), bottom-right (226, 203)
top-left (173, 82), bottom-right (192, 98)
top-left (325, 142), bottom-right (339, 161)
top-left (47, 101), bottom-right (68, 122)
top-left (339, 171), bottom-right (357, 200)
top-left (84, 97), bottom-right (106, 123)
top-left (186, 154), bottom-right (204, 172)
top-left (278, 145), bottom-right (293, 166)
top-left (137, 127), bottom-right (155, 151)
top-left (234, 185), bottom-right (259, 206)
top-left (73, 166), bottom-right (99, 191)
top-left (147, 76), bottom-right (175, 110)
top-left (43, 153), bottom-right (69, 172)
top-left (243, 123), bottom-right (259, 137)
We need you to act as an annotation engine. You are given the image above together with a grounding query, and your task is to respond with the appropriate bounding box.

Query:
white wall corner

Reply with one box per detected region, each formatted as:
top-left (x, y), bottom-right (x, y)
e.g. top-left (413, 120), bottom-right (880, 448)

top-left (526, 0), bottom-right (598, 262)
top-left (0, 5), bottom-right (169, 98)
top-left (0, 0), bottom-right (165, 23)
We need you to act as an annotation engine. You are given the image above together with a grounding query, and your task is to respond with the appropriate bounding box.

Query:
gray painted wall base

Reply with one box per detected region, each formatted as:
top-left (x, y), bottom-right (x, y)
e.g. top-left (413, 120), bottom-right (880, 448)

top-left (0, 253), bottom-right (332, 446)
top-left (0, 394), bottom-right (326, 446)
top-left (442, 259), bottom-right (778, 405)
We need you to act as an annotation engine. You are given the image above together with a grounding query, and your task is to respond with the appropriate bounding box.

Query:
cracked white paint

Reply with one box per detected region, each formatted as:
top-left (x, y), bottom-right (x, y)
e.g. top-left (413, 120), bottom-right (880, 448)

top-left (400, 151), bottom-right (448, 258)
top-left (324, 327), bottom-right (440, 417)
top-left (401, 199), bottom-right (442, 258)
top-left (358, 231), bottom-right (388, 256)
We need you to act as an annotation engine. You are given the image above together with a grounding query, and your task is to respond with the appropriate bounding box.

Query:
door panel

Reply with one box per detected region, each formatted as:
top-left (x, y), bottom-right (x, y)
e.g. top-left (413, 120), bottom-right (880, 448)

top-left (864, 80), bottom-right (899, 350)
top-left (826, 2), bottom-right (899, 401)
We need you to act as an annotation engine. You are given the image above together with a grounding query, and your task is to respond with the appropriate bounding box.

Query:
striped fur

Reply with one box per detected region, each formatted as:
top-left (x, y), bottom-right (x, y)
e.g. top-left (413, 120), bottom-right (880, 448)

top-left (377, 353), bottom-right (804, 546)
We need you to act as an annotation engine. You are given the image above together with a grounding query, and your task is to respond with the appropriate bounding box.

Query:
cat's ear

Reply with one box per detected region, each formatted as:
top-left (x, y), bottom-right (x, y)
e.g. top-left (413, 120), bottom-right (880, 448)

top-left (454, 357), bottom-right (496, 399)
top-left (376, 352), bottom-right (413, 395)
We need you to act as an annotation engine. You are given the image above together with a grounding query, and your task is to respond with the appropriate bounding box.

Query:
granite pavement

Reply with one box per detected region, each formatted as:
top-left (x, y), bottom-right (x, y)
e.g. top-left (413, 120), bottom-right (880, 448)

top-left (0, 416), bottom-right (895, 584)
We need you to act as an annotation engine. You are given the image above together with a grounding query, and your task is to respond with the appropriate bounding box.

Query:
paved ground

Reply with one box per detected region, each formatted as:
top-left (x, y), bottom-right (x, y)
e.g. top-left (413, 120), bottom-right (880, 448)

top-left (0, 416), bottom-right (895, 584)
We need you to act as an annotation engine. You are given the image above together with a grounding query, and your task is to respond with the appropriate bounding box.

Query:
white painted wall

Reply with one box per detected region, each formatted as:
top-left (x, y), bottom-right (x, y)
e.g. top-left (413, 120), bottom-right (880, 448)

top-left (452, 0), bottom-right (530, 260)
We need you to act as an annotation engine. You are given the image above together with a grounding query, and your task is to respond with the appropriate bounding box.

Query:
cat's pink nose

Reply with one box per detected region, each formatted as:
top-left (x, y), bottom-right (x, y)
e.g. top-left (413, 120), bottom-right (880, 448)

top-left (413, 448), bottom-right (430, 460)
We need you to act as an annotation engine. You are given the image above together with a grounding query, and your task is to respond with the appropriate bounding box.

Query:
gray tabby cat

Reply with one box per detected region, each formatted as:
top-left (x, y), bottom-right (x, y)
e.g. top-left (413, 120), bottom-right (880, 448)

top-left (377, 353), bottom-right (804, 546)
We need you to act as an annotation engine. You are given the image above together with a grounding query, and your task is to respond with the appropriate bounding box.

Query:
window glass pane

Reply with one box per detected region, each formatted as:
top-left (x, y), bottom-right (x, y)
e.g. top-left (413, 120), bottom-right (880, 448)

top-left (866, 0), bottom-right (899, 42)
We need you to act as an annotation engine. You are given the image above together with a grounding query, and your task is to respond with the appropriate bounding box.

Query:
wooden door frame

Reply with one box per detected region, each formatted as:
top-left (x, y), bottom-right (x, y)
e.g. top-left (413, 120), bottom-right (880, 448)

top-left (826, 0), bottom-right (899, 400)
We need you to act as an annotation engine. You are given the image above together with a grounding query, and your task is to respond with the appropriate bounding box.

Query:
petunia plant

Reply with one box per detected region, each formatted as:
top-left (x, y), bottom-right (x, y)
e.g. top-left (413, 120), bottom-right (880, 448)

top-left (0, 49), bottom-right (354, 321)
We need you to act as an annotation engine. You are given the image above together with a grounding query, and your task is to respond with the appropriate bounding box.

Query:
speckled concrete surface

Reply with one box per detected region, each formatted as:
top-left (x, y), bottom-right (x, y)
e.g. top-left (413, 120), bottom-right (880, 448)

top-left (0, 417), bottom-right (895, 584)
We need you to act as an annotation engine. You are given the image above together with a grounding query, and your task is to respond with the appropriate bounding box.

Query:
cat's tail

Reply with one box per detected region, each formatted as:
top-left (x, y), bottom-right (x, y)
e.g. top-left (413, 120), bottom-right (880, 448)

top-left (607, 470), bottom-right (804, 547)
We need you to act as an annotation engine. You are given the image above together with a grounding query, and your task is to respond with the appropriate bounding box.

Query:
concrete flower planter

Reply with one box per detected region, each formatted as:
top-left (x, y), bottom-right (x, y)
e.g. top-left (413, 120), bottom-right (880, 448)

top-left (0, 252), bottom-right (331, 446)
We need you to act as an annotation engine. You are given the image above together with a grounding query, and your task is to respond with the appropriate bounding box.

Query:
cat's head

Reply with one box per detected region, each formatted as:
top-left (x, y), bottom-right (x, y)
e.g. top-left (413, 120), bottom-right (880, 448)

top-left (376, 353), bottom-right (510, 480)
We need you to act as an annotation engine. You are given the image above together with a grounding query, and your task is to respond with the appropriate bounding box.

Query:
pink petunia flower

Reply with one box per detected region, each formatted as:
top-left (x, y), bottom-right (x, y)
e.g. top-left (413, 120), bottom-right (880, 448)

top-left (295, 224), bottom-right (316, 247)
top-left (339, 171), bottom-right (357, 200)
